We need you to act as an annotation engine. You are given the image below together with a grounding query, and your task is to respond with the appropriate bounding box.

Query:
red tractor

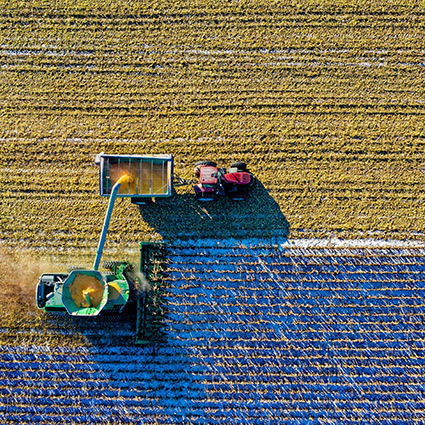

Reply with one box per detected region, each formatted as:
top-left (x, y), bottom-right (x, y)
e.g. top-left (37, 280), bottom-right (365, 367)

top-left (193, 161), bottom-right (255, 201)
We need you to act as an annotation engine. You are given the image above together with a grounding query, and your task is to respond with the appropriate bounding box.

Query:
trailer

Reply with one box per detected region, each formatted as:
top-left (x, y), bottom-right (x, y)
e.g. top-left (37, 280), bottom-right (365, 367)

top-left (96, 152), bottom-right (174, 205)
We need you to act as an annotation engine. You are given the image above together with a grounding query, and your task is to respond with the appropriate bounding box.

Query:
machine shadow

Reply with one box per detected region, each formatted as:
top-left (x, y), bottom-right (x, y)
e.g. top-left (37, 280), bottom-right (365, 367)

top-left (138, 180), bottom-right (290, 241)
top-left (60, 181), bottom-right (290, 347)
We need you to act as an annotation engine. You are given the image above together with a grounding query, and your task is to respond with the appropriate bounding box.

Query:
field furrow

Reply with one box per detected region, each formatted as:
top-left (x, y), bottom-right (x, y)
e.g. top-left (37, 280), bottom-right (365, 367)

top-left (1, 241), bottom-right (425, 423)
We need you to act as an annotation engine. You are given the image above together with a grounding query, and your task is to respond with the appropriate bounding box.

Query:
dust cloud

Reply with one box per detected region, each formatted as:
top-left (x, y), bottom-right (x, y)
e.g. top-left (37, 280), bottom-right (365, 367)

top-left (135, 270), bottom-right (151, 293)
top-left (125, 267), bottom-right (151, 294)
top-left (0, 250), bottom-right (60, 310)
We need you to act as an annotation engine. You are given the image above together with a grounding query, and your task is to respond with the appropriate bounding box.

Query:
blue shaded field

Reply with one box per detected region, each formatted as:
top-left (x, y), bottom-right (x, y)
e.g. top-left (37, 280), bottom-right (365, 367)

top-left (1, 241), bottom-right (425, 424)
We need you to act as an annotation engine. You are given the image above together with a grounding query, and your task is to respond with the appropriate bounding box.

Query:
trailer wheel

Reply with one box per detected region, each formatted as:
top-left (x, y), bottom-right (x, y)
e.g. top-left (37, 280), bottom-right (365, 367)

top-left (131, 197), bottom-right (153, 206)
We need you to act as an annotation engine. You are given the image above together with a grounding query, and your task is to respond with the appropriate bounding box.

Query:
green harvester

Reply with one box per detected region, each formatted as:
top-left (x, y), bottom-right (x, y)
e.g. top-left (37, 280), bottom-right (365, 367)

top-left (36, 154), bottom-right (172, 344)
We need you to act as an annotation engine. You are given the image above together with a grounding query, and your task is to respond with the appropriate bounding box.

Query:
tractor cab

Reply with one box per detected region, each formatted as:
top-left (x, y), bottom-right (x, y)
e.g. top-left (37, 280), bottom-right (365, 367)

top-left (199, 166), bottom-right (219, 185)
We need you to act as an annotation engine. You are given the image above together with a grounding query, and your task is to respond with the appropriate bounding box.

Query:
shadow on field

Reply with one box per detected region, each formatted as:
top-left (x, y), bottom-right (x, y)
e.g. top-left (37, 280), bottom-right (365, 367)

top-left (137, 180), bottom-right (290, 240)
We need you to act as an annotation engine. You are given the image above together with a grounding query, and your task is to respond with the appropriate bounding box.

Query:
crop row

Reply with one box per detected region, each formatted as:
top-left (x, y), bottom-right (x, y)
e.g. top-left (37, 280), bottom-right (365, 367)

top-left (2, 339), bottom-right (425, 359)
top-left (1, 114), bottom-right (422, 145)
top-left (2, 132), bottom-right (425, 245)
top-left (2, 72), bottom-right (422, 97)
top-left (1, 113), bottom-right (422, 143)
top-left (168, 243), bottom-right (425, 255)
top-left (10, 384), bottom-right (405, 406)
top-left (0, 6), bottom-right (423, 51)
top-left (2, 243), bottom-right (425, 423)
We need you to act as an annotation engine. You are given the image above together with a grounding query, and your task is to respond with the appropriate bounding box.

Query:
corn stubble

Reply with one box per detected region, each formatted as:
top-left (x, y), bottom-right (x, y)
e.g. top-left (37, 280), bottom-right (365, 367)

top-left (1, 2), bottom-right (425, 423)
top-left (0, 1), bottom-right (424, 251)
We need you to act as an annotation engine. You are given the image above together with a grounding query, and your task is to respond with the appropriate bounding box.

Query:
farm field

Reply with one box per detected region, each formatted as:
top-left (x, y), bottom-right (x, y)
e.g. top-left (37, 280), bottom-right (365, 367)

top-left (1, 0), bottom-right (425, 424)
top-left (2, 239), bottom-right (425, 424)
top-left (1, 0), bottom-right (425, 252)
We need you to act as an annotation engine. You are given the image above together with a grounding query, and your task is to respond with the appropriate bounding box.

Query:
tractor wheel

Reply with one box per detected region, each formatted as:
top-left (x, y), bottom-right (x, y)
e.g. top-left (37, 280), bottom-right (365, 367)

top-left (249, 175), bottom-right (257, 186)
top-left (103, 261), bottom-right (125, 270)
top-left (230, 161), bottom-right (247, 171)
top-left (196, 192), bottom-right (215, 202)
top-left (195, 161), bottom-right (217, 167)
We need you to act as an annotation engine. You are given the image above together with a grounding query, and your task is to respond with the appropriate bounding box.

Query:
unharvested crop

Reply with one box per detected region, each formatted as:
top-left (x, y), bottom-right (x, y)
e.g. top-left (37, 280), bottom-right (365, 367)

top-left (2, 241), bottom-right (425, 424)
top-left (1, 1), bottom-right (425, 423)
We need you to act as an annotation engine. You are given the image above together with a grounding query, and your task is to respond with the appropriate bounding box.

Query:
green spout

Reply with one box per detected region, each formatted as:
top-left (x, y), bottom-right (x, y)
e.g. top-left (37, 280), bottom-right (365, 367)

top-left (93, 174), bottom-right (134, 271)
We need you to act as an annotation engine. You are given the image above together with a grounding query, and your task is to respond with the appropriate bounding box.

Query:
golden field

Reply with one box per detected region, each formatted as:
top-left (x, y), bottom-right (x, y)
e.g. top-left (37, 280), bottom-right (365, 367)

top-left (0, 0), bottom-right (424, 259)
top-left (1, 3), bottom-right (425, 423)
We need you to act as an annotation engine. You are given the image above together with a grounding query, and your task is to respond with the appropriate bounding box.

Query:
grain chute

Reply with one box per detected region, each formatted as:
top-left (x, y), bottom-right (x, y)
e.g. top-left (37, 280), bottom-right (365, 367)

top-left (36, 153), bottom-right (170, 344)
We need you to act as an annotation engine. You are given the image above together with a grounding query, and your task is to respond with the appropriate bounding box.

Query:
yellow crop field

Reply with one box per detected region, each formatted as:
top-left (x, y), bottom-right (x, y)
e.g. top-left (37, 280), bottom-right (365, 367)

top-left (2, 2), bottom-right (425, 423)
top-left (0, 0), bottom-right (424, 259)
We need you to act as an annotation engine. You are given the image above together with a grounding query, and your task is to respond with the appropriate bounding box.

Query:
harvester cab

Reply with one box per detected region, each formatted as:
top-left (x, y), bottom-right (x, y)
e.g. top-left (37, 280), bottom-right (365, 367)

top-left (36, 153), bottom-right (170, 344)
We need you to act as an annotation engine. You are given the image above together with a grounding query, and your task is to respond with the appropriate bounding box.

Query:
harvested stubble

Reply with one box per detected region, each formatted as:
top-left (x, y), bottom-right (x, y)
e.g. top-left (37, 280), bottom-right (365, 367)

top-left (0, 1), bottom-right (424, 251)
